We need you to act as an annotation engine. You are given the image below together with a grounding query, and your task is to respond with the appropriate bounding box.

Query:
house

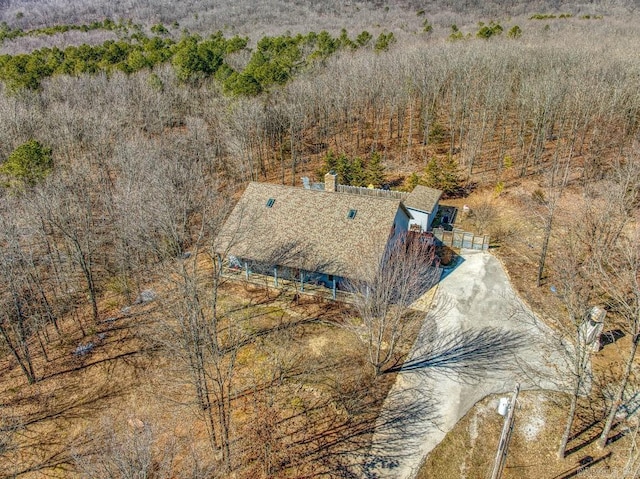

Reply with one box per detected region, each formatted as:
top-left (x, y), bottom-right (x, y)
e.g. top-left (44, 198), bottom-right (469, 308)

top-left (215, 173), bottom-right (440, 298)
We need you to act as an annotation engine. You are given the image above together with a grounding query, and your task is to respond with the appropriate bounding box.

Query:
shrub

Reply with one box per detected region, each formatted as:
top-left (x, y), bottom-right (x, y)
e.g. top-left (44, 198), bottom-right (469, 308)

top-left (476, 21), bottom-right (503, 39)
top-left (507, 25), bottom-right (522, 39)
top-left (374, 32), bottom-right (395, 52)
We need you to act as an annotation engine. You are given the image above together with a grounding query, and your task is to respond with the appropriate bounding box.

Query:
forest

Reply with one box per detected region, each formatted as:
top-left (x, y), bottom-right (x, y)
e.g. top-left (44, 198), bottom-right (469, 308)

top-left (1, 0), bottom-right (640, 477)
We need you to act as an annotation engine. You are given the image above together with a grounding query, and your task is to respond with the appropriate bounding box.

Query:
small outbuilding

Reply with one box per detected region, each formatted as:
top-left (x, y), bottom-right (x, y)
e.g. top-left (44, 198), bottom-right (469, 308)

top-left (403, 185), bottom-right (443, 233)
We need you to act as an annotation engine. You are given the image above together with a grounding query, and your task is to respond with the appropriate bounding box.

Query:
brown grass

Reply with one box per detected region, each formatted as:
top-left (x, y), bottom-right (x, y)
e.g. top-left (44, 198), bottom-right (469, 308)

top-left (418, 390), bottom-right (634, 479)
top-left (0, 267), bottom-right (414, 478)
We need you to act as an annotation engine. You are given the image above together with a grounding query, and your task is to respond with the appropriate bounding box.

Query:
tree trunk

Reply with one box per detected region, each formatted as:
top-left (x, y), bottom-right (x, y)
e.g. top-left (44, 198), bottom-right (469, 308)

top-left (537, 215), bottom-right (553, 287)
top-left (559, 379), bottom-right (580, 458)
top-left (0, 322), bottom-right (36, 384)
top-left (598, 334), bottom-right (639, 448)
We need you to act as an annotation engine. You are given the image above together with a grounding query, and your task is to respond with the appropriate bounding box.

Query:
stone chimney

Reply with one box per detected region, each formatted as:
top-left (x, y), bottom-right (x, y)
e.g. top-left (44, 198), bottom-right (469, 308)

top-left (324, 171), bottom-right (337, 192)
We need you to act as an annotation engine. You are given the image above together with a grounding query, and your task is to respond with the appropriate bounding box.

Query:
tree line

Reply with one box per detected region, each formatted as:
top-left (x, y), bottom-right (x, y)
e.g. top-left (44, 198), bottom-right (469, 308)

top-left (0, 27), bottom-right (391, 92)
top-left (0, 18), bottom-right (126, 44)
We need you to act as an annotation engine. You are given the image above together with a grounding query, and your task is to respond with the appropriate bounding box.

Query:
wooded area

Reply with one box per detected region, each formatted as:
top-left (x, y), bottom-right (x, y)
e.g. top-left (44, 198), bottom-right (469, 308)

top-left (1, 0), bottom-right (640, 477)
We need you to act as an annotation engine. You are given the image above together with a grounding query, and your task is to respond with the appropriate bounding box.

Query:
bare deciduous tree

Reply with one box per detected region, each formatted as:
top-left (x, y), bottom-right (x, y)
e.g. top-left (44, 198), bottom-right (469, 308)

top-left (0, 211), bottom-right (38, 384)
top-left (550, 233), bottom-right (598, 458)
top-left (73, 416), bottom-right (215, 479)
top-left (596, 229), bottom-right (640, 448)
top-left (150, 188), bottom-right (241, 472)
top-left (346, 233), bottom-right (440, 376)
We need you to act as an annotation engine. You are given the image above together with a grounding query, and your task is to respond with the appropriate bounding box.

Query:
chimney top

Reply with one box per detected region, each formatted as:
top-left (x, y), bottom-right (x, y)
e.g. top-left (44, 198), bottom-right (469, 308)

top-left (324, 171), bottom-right (337, 192)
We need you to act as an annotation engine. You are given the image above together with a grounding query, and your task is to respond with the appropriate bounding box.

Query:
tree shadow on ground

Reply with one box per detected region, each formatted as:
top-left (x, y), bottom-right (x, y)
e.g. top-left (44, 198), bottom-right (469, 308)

top-left (0, 320), bottom-right (149, 479)
top-left (565, 379), bottom-right (640, 457)
top-left (550, 452), bottom-right (612, 479)
top-left (0, 375), bottom-right (136, 478)
top-left (387, 327), bottom-right (527, 381)
top-left (280, 325), bottom-right (528, 477)
top-left (285, 382), bottom-right (440, 478)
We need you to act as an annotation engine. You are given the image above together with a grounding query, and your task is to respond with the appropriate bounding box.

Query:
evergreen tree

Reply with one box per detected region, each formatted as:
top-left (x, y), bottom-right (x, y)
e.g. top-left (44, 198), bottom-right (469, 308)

top-left (356, 31), bottom-right (372, 47)
top-left (1, 139), bottom-right (53, 187)
top-left (374, 32), bottom-right (395, 52)
top-left (423, 157), bottom-right (441, 189)
top-left (405, 172), bottom-right (420, 191)
top-left (336, 153), bottom-right (352, 185)
top-left (366, 152), bottom-right (385, 187)
top-left (421, 156), bottom-right (461, 196)
top-left (350, 157), bottom-right (367, 186)
top-left (440, 155), bottom-right (462, 194)
top-left (338, 28), bottom-right (356, 49)
top-left (507, 25), bottom-right (522, 39)
top-left (317, 150), bottom-right (338, 178)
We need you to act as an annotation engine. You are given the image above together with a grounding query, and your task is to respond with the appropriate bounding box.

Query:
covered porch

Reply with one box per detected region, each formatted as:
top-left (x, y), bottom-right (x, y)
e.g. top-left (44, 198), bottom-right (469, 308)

top-left (222, 256), bottom-right (347, 301)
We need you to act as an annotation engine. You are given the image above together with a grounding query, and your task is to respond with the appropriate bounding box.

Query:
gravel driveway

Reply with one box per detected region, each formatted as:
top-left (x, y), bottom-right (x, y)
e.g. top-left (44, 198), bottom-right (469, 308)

top-left (366, 250), bottom-right (564, 478)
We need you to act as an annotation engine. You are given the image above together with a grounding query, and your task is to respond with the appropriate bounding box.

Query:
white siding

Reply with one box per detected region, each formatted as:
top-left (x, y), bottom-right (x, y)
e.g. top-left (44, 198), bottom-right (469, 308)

top-left (407, 208), bottom-right (431, 232)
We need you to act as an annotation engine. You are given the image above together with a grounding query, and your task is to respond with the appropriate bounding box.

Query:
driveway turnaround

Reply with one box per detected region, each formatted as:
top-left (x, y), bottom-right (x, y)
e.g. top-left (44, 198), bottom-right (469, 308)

top-left (366, 250), bottom-right (563, 479)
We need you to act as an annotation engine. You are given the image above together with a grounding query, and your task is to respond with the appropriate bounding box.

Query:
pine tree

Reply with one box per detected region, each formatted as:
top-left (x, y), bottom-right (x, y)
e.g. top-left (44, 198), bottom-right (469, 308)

top-left (405, 172), bottom-right (420, 191)
top-left (366, 152), bottom-right (385, 187)
top-left (350, 157), bottom-right (367, 186)
top-left (336, 153), bottom-right (352, 185)
top-left (421, 156), bottom-right (461, 196)
top-left (422, 157), bottom-right (441, 190)
top-left (1, 139), bottom-right (53, 187)
top-left (440, 155), bottom-right (462, 195)
top-left (317, 150), bottom-right (338, 178)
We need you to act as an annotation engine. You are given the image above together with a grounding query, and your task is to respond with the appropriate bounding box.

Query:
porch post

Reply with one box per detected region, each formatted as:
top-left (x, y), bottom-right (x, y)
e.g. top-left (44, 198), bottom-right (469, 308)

top-left (244, 261), bottom-right (249, 280)
top-left (332, 277), bottom-right (336, 300)
top-left (274, 266), bottom-right (278, 287)
top-left (300, 271), bottom-right (305, 292)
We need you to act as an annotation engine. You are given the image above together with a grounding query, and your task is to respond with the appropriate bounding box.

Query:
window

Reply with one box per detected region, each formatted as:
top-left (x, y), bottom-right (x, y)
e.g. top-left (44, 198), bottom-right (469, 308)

top-left (266, 198), bottom-right (276, 208)
top-left (347, 209), bottom-right (357, 219)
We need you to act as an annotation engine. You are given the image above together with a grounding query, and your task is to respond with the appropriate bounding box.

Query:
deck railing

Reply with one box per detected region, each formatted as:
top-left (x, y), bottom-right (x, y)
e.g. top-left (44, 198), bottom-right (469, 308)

top-left (221, 265), bottom-right (353, 302)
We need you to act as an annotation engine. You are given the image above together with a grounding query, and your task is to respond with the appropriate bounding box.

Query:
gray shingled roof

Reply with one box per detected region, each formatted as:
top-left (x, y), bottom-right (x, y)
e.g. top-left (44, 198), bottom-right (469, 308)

top-left (403, 185), bottom-right (442, 214)
top-left (216, 182), bottom-right (411, 279)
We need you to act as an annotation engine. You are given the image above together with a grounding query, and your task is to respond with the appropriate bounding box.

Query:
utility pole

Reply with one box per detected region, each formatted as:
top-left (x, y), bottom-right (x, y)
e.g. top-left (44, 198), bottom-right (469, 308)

top-left (490, 384), bottom-right (520, 479)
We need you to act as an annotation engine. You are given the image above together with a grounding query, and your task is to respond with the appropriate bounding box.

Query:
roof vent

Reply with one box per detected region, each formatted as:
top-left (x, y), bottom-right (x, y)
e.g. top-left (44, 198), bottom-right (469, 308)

top-left (266, 198), bottom-right (276, 208)
top-left (347, 209), bottom-right (357, 219)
